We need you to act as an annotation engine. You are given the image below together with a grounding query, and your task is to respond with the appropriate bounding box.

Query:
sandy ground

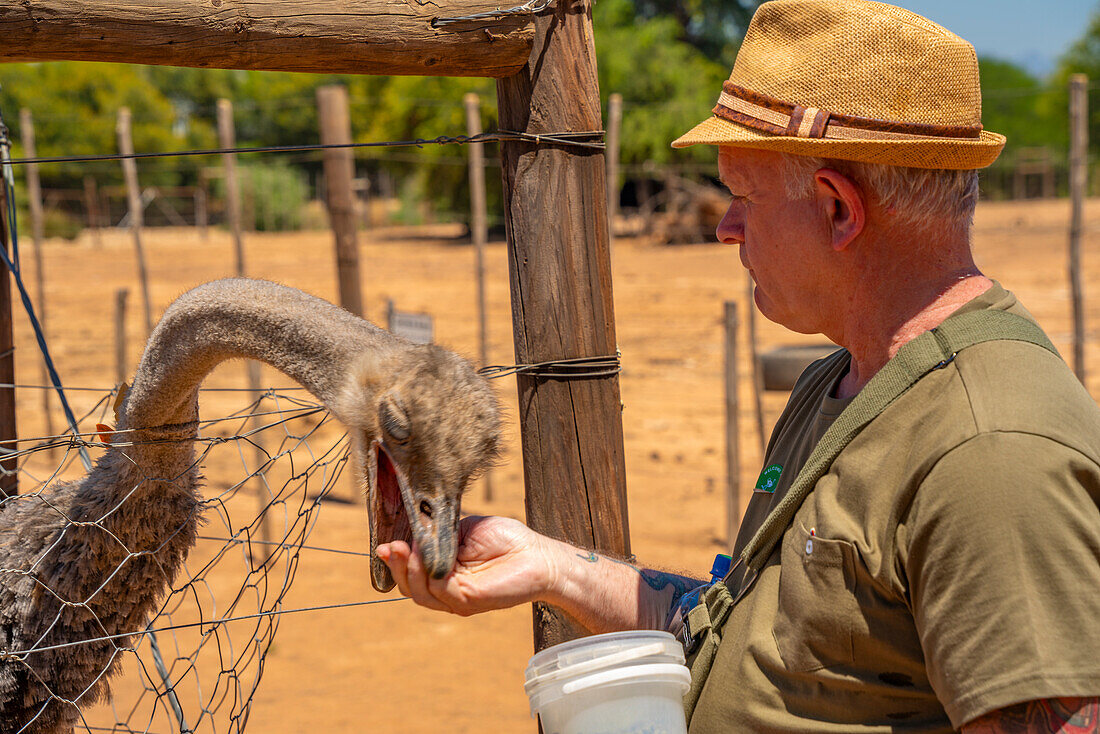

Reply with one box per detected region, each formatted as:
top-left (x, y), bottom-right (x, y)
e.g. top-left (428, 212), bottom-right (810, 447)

top-left (8, 196), bottom-right (1100, 733)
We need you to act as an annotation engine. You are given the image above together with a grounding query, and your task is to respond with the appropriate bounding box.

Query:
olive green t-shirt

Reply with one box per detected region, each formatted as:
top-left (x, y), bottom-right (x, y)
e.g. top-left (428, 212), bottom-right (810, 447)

top-left (690, 284), bottom-right (1100, 732)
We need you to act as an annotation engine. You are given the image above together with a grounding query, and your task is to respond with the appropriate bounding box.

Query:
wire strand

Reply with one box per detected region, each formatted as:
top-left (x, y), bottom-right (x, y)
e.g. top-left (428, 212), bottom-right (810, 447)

top-left (1, 598), bottom-right (411, 658)
top-left (5, 129), bottom-right (605, 167)
top-left (478, 352), bottom-right (621, 379)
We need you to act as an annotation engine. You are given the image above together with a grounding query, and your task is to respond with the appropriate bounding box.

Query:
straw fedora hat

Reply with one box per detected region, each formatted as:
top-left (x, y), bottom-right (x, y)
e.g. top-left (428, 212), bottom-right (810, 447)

top-left (671, 0), bottom-right (1005, 169)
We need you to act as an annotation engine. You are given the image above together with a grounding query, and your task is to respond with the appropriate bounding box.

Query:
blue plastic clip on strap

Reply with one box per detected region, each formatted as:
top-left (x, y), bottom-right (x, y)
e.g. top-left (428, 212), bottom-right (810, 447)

top-left (709, 554), bottom-right (732, 582)
top-left (670, 553), bottom-right (734, 651)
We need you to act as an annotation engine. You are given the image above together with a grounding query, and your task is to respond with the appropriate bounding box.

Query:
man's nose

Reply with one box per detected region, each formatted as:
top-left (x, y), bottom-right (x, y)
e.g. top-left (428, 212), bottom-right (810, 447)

top-left (716, 200), bottom-right (744, 245)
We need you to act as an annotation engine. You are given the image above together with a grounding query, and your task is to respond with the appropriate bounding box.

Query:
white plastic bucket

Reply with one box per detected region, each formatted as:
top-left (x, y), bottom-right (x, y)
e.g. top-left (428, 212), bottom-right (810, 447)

top-left (524, 631), bottom-right (691, 734)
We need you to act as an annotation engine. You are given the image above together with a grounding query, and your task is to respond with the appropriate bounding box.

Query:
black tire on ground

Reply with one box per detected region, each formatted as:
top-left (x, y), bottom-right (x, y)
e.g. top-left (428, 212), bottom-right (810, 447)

top-left (760, 344), bottom-right (841, 391)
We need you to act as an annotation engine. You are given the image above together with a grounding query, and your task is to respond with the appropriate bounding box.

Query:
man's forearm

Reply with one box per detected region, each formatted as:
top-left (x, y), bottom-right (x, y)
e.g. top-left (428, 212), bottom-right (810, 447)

top-left (541, 538), bottom-right (703, 633)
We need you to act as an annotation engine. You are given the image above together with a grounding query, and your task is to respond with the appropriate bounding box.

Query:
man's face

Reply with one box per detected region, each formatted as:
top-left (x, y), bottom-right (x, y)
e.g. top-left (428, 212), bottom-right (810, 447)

top-left (716, 146), bottom-right (832, 335)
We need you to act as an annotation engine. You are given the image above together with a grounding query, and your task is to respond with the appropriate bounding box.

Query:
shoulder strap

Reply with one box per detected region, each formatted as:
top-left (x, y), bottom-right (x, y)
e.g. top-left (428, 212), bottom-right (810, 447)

top-left (739, 309), bottom-right (1058, 573)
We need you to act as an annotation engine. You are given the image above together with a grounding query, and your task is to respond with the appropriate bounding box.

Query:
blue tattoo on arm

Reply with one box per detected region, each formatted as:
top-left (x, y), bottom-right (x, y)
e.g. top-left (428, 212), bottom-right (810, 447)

top-left (576, 552), bottom-right (703, 628)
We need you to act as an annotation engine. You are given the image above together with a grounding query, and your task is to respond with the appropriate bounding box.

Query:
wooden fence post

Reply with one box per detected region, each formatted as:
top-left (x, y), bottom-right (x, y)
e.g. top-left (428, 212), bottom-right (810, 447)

top-left (464, 92), bottom-right (494, 503)
top-left (217, 99), bottom-right (246, 276)
top-left (0, 179), bottom-right (17, 496)
top-left (83, 175), bottom-right (103, 247)
top-left (724, 301), bottom-right (741, 545)
top-left (606, 93), bottom-right (622, 238)
top-left (19, 108), bottom-right (55, 444)
top-left (194, 187), bottom-right (208, 240)
top-left (116, 107), bottom-right (153, 335)
top-left (496, 1), bottom-right (630, 651)
top-left (1069, 74), bottom-right (1088, 386)
top-left (216, 98), bottom-right (272, 556)
top-left (316, 85), bottom-right (363, 318)
top-left (114, 288), bottom-right (128, 384)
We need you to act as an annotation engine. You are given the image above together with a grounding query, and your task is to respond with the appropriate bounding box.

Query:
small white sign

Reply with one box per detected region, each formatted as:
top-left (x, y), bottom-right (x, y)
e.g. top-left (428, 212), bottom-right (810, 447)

top-left (387, 304), bottom-right (433, 345)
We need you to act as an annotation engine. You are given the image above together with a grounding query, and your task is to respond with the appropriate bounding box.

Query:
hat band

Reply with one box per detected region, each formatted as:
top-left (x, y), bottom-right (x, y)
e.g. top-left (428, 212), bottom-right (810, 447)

top-left (713, 82), bottom-right (983, 142)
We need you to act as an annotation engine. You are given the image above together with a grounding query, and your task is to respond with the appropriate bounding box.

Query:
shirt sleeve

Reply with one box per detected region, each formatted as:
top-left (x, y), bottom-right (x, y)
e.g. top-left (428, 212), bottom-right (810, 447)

top-left (902, 431), bottom-right (1100, 728)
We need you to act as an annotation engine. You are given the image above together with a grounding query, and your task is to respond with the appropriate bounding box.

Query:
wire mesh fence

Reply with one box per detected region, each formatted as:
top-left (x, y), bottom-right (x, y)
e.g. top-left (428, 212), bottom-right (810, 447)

top-left (0, 383), bottom-right (392, 734)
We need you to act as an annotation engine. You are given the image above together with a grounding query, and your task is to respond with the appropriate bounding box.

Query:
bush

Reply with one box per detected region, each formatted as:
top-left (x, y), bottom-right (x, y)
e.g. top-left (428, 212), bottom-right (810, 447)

top-left (245, 162), bottom-right (309, 232)
top-left (14, 204), bottom-right (83, 242)
top-left (216, 161), bottom-right (309, 232)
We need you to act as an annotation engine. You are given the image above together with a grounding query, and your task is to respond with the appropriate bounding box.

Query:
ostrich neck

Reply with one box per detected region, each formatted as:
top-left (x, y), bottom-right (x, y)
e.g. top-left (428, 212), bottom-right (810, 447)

top-left (121, 279), bottom-right (398, 429)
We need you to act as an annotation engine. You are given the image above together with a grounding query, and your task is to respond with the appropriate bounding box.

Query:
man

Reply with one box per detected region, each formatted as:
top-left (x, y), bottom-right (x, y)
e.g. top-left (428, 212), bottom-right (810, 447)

top-left (380, 0), bottom-right (1100, 730)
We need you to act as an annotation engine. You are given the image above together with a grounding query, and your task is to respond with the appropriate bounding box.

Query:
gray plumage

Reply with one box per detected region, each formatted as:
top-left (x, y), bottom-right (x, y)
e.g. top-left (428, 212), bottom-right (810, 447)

top-left (0, 279), bottom-right (500, 733)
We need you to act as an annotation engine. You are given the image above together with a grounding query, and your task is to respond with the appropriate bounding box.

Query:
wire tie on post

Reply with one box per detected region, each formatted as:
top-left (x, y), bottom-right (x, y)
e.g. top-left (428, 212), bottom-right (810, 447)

top-left (478, 351), bottom-right (621, 380)
top-left (431, 0), bottom-right (553, 28)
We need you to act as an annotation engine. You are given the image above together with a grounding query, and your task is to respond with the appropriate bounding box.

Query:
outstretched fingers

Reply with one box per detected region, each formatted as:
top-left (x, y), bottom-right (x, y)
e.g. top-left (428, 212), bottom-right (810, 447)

top-left (376, 542), bottom-right (450, 613)
top-left (379, 515), bottom-right (558, 617)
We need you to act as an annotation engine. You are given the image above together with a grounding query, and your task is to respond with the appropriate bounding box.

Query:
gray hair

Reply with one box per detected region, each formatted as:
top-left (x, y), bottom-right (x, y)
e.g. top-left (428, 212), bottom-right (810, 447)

top-left (779, 154), bottom-right (979, 234)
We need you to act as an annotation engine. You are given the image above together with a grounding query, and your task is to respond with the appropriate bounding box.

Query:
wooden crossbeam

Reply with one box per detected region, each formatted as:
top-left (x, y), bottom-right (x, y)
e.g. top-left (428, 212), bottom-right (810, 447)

top-left (0, 1), bottom-right (533, 78)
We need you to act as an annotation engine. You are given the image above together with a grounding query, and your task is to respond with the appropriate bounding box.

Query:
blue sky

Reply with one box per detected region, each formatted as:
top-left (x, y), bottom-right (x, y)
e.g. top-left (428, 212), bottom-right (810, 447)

top-left (893, 0), bottom-right (1097, 77)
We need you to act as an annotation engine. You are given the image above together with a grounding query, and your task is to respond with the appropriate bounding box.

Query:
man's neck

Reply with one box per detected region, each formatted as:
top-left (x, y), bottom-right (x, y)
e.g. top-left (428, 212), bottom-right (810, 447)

top-left (833, 270), bottom-right (992, 400)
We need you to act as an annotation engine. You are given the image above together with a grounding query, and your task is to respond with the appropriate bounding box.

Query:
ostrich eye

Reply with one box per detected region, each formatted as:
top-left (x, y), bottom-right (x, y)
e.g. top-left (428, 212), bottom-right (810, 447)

top-left (379, 396), bottom-right (411, 443)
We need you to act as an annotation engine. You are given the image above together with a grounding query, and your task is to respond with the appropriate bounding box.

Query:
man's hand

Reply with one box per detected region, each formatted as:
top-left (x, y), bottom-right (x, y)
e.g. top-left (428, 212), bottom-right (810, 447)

top-left (378, 515), bottom-right (703, 633)
top-left (376, 515), bottom-right (559, 616)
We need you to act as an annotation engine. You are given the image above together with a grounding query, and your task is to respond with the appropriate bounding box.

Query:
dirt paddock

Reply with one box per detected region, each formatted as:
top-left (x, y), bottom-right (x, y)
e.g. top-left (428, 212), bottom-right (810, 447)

top-left (8, 196), bottom-right (1100, 732)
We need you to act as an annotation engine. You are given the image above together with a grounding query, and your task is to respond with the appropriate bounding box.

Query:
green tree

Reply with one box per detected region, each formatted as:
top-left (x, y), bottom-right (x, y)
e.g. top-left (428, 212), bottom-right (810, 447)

top-left (0, 62), bottom-right (215, 190)
top-left (1052, 6), bottom-right (1100, 164)
top-left (0, 1), bottom-right (746, 228)
top-left (1058, 5), bottom-right (1100, 81)
top-left (596, 0), bottom-right (731, 167)
top-left (632, 0), bottom-right (761, 59)
top-left (979, 57), bottom-right (1066, 161)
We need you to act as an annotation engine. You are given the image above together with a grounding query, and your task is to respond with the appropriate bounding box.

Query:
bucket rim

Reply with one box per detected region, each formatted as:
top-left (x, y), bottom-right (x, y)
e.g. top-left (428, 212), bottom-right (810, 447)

top-left (526, 662), bottom-right (692, 717)
top-left (524, 630), bottom-right (683, 687)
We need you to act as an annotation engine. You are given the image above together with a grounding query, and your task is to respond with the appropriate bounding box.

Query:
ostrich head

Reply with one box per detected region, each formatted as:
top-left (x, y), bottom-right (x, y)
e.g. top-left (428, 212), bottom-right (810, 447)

top-left (340, 343), bottom-right (501, 592)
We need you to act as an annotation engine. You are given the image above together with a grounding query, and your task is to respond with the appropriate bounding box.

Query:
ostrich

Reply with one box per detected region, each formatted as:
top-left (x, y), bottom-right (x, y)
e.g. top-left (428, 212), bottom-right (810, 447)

top-left (0, 278), bottom-right (501, 734)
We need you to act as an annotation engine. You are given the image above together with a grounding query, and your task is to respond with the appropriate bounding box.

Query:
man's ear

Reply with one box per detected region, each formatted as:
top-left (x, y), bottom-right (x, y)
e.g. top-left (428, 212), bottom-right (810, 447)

top-left (814, 168), bottom-right (865, 252)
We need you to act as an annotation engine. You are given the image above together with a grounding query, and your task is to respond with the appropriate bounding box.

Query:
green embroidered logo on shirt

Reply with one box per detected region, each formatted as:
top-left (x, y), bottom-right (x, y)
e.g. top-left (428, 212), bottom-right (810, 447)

top-left (755, 464), bottom-right (783, 493)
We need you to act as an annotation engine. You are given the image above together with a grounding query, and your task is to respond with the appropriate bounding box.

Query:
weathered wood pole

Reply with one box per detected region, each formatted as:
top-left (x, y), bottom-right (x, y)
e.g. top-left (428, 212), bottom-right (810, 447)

top-left (83, 175), bottom-right (102, 247)
top-left (317, 85), bottom-right (364, 318)
top-left (464, 92), bottom-right (490, 370)
top-left (745, 272), bottom-right (766, 455)
top-left (606, 93), bottom-right (622, 237)
top-left (1069, 74), bottom-right (1088, 385)
top-left (18, 108), bottom-right (55, 444)
top-left (116, 107), bottom-right (153, 335)
top-left (496, 1), bottom-right (630, 651)
top-left (724, 301), bottom-right (742, 545)
top-left (114, 288), bottom-right (128, 384)
top-left (194, 187), bottom-right (208, 240)
top-left (0, 180), bottom-right (17, 496)
top-left (464, 92), bottom-right (495, 503)
top-left (217, 99), bottom-right (246, 276)
top-left (216, 98), bottom-right (273, 555)
top-left (356, 176), bottom-right (373, 228)
top-left (19, 109), bottom-right (45, 282)
top-left (247, 356), bottom-right (273, 565)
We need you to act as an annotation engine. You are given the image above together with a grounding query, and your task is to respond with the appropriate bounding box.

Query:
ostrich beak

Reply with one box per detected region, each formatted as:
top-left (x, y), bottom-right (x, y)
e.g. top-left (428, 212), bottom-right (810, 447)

top-left (367, 440), bottom-right (460, 592)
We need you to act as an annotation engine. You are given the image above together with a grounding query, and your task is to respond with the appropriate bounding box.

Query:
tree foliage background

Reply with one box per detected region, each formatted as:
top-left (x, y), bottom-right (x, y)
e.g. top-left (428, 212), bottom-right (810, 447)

top-left (0, 0), bottom-right (1096, 228)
